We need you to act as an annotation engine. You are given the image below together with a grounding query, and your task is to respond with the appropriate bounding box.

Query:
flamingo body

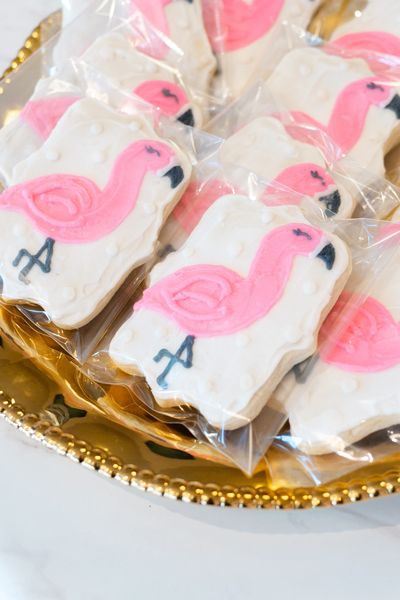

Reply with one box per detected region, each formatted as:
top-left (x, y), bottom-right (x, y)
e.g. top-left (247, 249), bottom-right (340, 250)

top-left (320, 292), bottom-right (400, 372)
top-left (0, 140), bottom-right (180, 243)
top-left (201, 0), bottom-right (284, 53)
top-left (136, 223), bottom-right (326, 336)
top-left (328, 32), bottom-right (400, 73)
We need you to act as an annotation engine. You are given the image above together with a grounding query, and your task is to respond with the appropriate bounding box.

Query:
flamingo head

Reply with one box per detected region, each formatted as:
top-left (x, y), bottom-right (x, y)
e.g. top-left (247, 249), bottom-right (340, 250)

top-left (272, 163), bottom-right (342, 215)
top-left (133, 80), bottom-right (195, 126)
top-left (301, 164), bottom-right (342, 216)
top-left (274, 223), bottom-right (336, 270)
top-left (364, 79), bottom-right (400, 118)
top-left (127, 139), bottom-right (185, 188)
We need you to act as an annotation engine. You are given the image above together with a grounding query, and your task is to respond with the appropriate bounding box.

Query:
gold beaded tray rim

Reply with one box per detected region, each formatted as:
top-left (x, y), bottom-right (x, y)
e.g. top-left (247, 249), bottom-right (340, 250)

top-left (1, 10), bottom-right (400, 509)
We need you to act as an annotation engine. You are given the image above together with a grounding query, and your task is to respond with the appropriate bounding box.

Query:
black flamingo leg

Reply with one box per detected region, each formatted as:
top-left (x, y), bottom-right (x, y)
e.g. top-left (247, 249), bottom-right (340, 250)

top-left (153, 335), bottom-right (195, 390)
top-left (12, 237), bottom-right (55, 284)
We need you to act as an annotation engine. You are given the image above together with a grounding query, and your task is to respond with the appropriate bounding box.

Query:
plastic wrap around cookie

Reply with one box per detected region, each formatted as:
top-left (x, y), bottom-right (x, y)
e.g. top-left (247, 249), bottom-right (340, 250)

top-left (0, 98), bottom-right (191, 330)
top-left (201, 0), bottom-right (322, 100)
top-left (277, 221), bottom-right (400, 456)
top-left (265, 47), bottom-right (400, 180)
top-left (329, 0), bottom-right (400, 73)
top-left (127, 0), bottom-right (216, 100)
top-left (110, 197), bottom-right (351, 430)
top-left (79, 31), bottom-right (203, 128)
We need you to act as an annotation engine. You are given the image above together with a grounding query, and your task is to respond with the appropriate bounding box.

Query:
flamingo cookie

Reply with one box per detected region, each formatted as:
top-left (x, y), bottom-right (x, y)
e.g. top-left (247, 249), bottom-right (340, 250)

top-left (330, 0), bottom-right (400, 74)
top-left (80, 32), bottom-right (202, 127)
top-left (201, 0), bottom-right (322, 99)
top-left (0, 77), bottom-right (80, 185)
top-left (278, 253), bottom-right (400, 455)
top-left (110, 198), bottom-right (351, 429)
top-left (0, 97), bottom-right (191, 329)
top-left (266, 48), bottom-right (400, 179)
top-left (128, 0), bottom-right (216, 100)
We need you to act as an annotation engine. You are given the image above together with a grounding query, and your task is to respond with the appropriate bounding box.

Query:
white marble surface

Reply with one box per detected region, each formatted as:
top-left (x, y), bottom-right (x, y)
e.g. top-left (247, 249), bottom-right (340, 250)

top-left (2, 3), bottom-right (400, 600)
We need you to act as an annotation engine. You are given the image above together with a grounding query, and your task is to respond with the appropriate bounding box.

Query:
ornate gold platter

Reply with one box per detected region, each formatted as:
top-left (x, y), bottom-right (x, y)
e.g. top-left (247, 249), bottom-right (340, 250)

top-left (2, 6), bottom-right (400, 509)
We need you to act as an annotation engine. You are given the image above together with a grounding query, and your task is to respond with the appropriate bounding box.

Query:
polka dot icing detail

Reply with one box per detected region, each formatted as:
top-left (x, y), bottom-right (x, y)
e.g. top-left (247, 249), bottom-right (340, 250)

top-left (92, 150), bottom-right (106, 164)
top-left (236, 333), bottom-right (250, 348)
top-left (129, 121), bottom-right (141, 132)
top-left (62, 287), bottom-right (76, 301)
top-left (228, 241), bottom-right (243, 257)
top-left (90, 123), bottom-right (103, 135)
top-left (13, 223), bottom-right (26, 236)
top-left (106, 242), bottom-right (119, 257)
top-left (341, 378), bottom-right (359, 394)
top-left (143, 202), bottom-right (156, 215)
top-left (261, 209), bottom-right (273, 224)
top-left (302, 281), bottom-right (318, 296)
top-left (45, 149), bottom-right (60, 162)
top-left (299, 64), bottom-right (312, 77)
top-left (183, 246), bottom-right (195, 258)
top-left (145, 63), bottom-right (158, 74)
top-left (285, 326), bottom-right (302, 343)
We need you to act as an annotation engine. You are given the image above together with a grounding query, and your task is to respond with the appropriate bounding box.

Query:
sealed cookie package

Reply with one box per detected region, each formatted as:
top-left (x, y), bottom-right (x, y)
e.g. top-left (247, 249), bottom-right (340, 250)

top-left (269, 218), bottom-right (400, 486)
top-left (86, 164), bottom-right (352, 473)
top-left (75, 24), bottom-right (205, 128)
top-left (119, 0), bottom-right (217, 108)
top-left (200, 0), bottom-right (325, 102)
top-left (0, 93), bottom-right (192, 361)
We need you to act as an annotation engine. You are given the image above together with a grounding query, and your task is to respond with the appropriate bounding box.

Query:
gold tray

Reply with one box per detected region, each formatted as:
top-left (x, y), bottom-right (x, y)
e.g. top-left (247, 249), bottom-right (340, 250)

top-left (2, 6), bottom-right (400, 510)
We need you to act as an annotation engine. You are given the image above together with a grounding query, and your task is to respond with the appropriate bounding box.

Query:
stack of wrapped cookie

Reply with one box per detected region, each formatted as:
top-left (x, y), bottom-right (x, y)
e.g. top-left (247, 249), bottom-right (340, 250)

top-left (1, 0), bottom-right (400, 479)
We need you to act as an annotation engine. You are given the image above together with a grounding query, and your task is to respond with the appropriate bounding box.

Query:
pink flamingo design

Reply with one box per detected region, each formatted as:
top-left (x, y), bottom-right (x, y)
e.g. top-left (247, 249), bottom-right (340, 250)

top-left (130, 0), bottom-right (173, 59)
top-left (278, 77), bottom-right (400, 154)
top-left (319, 291), bottom-right (400, 372)
top-left (133, 80), bottom-right (195, 126)
top-left (327, 32), bottom-right (400, 74)
top-left (19, 96), bottom-right (80, 139)
top-left (201, 0), bottom-right (284, 53)
top-left (135, 223), bottom-right (335, 388)
top-left (173, 163), bottom-right (341, 235)
top-left (0, 140), bottom-right (184, 283)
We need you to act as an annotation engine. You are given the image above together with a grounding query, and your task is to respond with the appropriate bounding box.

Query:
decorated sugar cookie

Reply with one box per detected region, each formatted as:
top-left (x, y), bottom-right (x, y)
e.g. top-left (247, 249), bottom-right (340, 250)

top-left (330, 0), bottom-right (400, 73)
top-left (0, 78), bottom-right (80, 185)
top-left (129, 0), bottom-right (216, 98)
top-left (201, 0), bottom-right (322, 99)
top-left (110, 198), bottom-right (351, 429)
top-left (0, 98), bottom-right (191, 329)
top-left (266, 48), bottom-right (400, 178)
top-left (279, 232), bottom-right (400, 454)
top-left (81, 32), bottom-right (202, 127)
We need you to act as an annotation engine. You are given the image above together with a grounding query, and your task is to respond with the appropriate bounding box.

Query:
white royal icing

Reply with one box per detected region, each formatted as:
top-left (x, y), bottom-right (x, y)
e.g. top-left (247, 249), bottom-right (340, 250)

top-left (332, 0), bottom-right (400, 41)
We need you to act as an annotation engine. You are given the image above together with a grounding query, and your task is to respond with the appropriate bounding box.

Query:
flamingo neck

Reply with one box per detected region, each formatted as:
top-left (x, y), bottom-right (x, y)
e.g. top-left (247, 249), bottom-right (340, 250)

top-left (100, 145), bottom-right (155, 209)
top-left (248, 227), bottom-right (301, 288)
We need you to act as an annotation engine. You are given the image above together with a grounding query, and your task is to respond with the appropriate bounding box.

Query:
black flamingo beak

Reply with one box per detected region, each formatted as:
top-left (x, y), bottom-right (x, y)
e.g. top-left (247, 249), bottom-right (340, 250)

top-left (177, 108), bottom-right (195, 127)
top-left (319, 189), bottom-right (341, 216)
top-left (163, 165), bottom-right (185, 188)
top-left (385, 94), bottom-right (400, 119)
top-left (316, 243), bottom-right (335, 270)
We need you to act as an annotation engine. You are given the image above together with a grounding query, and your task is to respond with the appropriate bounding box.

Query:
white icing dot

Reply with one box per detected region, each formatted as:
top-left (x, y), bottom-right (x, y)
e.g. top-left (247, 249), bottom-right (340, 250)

top-left (217, 210), bottom-right (226, 224)
top-left (145, 62), bottom-right (158, 74)
top-left (302, 280), bottom-right (318, 296)
top-left (129, 120), bottom-right (141, 132)
top-left (183, 246), bottom-right (195, 258)
top-left (299, 64), bottom-right (311, 77)
top-left (106, 242), bottom-right (119, 257)
top-left (177, 18), bottom-right (189, 29)
top-left (120, 329), bottom-right (134, 344)
top-left (135, 64), bottom-right (144, 73)
top-left (92, 150), bottom-right (106, 164)
top-left (240, 373), bottom-right (254, 391)
top-left (285, 326), bottom-right (302, 343)
top-left (228, 241), bottom-right (243, 257)
top-left (198, 379), bottom-right (214, 394)
top-left (316, 88), bottom-right (329, 101)
top-left (45, 149), bottom-right (60, 162)
top-left (90, 123), bottom-right (103, 135)
top-left (100, 47), bottom-right (114, 60)
top-left (143, 202), bottom-right (156, 214)
top-left (155, 326), bottom-right (168, 339)
top-left (13, 223), bottom-right (26, 236)
top-left (62, 287), bottom-right (76, 301)
top-left (236, 333), bottom-right (250, 348)
top-left (341, 378), bottom-right (359, 394)
top-left (261, 208), bottom-right (273, 224)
